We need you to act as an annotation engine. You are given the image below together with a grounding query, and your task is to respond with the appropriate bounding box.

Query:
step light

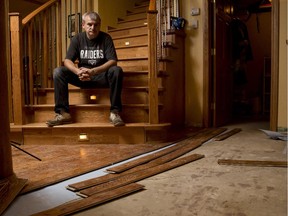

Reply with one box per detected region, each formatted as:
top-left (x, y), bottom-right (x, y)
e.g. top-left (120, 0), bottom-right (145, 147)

top-left (79, 133), bottom-right (89, 141)
top-left (125, 41), bottom-right (130, 46)
top-left (90, 95), bottom-right (97, 100)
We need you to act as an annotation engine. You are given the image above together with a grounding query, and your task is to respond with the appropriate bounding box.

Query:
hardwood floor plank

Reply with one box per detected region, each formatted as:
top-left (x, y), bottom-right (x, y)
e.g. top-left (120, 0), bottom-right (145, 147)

top-left (77, 154), bottom-right (204, 197)
top-left (31, 183), bottom-right (144, 216)
top-left (218, 159), bottom-right (288, 167)
top-left (214, 128), bottom-right (242, 141)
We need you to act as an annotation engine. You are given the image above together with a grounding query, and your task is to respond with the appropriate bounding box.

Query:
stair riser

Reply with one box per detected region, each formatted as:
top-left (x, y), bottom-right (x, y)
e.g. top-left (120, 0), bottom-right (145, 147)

top-left (116, 46), bottom-right (148, 59)
top-left (109, 26), bottom-right (147, 38)
top-left (35, 88), bottom-right (149, 105)
top-left (118, 59), bottom-right (148, 70)
top-left (116, 19), bottom-right (147, 29)
top-left (117, 19), bottom-right (147, 28)
top-left (129, 6), bottom-right (148, 14)
top-left (113, 34), bottom-right (148, 47)
top-left (19, 125), bottom-right (168, 145)
top-left (22, 127), bottom-right (147, 145)
top-left (124, 74), bottom-right (148, 86)
top-left (27, 107), bottom-right (149, 124)
top-left (134, 0), bottom-right (150, 8)
top-left (120, 60), bottom-right (169, 72)
top-left (120, 13), bottom-right (147, 21)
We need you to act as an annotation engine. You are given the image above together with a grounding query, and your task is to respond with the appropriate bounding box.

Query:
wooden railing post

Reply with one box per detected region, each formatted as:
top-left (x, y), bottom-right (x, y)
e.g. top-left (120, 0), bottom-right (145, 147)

top-left (0, 0), bottom-right (14, 179)
top-left (147, 0), bottom-right (159, 124)
top-left (9, 13), bottom-right (25, 125)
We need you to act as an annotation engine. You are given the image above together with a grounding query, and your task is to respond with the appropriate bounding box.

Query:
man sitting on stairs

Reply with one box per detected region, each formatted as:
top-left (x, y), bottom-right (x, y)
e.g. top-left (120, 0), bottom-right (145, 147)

top-left (46, 11), bottom-right (125, 127)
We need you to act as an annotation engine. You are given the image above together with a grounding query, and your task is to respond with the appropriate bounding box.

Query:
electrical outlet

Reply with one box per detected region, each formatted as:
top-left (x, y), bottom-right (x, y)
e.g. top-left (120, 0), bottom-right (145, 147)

top-left (191, 20), bottom-right (198, 29)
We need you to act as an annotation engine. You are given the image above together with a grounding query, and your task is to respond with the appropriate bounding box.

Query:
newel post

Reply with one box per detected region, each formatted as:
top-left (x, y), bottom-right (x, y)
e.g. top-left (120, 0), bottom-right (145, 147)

top-left (9, 13), bottom-right (25, 125)
top-left (148, 0), bottom-right (159, 124)
top-left (0, 0), bottom-right (14, 179)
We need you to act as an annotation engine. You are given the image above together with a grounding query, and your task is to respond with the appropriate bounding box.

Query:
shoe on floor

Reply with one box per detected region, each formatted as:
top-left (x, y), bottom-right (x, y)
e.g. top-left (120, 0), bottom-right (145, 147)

top-left (46, 111), bottom-right (72, 127)
top-left (110, 111), bottom-right (125, 126)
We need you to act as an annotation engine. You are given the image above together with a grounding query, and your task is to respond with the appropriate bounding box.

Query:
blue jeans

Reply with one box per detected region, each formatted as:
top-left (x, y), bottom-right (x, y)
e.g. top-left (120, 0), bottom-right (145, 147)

top-left (53, 65), bottom-right (123, 114)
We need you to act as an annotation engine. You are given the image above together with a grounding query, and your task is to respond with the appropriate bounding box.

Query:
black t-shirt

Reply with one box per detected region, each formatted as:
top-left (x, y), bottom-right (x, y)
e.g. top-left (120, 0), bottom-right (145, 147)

top-left (65, 31), bottom-right (118, 69)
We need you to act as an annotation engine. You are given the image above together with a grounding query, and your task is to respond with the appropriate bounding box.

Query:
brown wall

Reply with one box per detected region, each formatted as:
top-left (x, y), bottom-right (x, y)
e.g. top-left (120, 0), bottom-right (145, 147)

top-left (9, 0), bottom-right (41, 17)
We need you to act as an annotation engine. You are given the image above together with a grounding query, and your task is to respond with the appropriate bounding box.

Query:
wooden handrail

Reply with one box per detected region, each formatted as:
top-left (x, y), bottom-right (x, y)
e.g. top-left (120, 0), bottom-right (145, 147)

top-left (22, 0), bottom-right (59, 25)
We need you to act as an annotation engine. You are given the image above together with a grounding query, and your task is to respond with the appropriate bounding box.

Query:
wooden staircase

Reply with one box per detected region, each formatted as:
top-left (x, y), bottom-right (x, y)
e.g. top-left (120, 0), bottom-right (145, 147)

top-left (9, 0), bottom-right (186, 145)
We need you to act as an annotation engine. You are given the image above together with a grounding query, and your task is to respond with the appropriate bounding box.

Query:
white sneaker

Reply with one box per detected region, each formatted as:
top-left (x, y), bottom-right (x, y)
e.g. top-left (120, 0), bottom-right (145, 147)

top-left (109, 111), bottom-right (125, 126)
top-left (46, 111), bottom-right (72, 127)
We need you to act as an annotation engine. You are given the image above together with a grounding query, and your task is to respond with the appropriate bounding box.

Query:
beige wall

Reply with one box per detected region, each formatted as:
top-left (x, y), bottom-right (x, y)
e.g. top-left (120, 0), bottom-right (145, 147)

top-left (278, 0), bottom-right (287, 131)
top-left (181, 0), bottom-right (204, 127)
top-left (96, 0), bottom-right (139, 32)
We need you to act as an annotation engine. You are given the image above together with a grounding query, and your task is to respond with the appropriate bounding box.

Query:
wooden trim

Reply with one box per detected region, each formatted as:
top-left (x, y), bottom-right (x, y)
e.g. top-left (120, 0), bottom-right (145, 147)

top-left (270, 0), bottom-right (279, 131)
top-left (22, 0), bottom-right (59, 25)
top-left (203, 0), bottom-right (211, 127)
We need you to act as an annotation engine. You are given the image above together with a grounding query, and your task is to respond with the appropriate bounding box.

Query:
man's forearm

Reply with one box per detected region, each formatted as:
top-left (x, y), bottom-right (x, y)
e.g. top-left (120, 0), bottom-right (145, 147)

top-left (91, 60), bottom-right (117, 75)
top-left (64, 59), bottom-right (80, 74)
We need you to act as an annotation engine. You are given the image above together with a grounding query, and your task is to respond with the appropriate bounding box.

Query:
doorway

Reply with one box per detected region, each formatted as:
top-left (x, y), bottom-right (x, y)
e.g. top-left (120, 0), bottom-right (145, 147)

top-left (204, 0), bottom-right (277, 128)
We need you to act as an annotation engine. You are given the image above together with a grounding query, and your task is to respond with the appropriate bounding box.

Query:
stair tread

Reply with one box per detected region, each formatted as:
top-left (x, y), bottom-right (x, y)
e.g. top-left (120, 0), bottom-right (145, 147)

top-left (111, 33), bottom-right (148, 40)
top-left (35, 85), bottom-right (151, 91)
top-left (10, 122), bottom-right (171, 129)
top-left (108, 24), bottom-right (147, 32)
top-left (25, 104), bottom-right (152, 108)
top-left (116, 44), bottom-right (148, 49)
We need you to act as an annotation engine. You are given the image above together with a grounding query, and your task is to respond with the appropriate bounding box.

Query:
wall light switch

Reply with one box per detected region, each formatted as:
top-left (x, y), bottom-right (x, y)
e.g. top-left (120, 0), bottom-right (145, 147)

top-left (191, 8), bottom-right (200, 16)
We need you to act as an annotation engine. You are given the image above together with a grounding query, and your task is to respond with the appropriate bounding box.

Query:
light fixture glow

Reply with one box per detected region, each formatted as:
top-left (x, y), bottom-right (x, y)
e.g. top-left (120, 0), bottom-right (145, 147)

top-left (79, 133), bottom-right (89, 141)
top-left (90, 95), bottom-right (97, 100)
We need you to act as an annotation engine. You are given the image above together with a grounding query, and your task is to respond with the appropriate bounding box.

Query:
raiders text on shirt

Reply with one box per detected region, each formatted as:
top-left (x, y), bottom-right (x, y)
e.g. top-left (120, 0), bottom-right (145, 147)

top-left (80, 49), bottom-right (104, 59)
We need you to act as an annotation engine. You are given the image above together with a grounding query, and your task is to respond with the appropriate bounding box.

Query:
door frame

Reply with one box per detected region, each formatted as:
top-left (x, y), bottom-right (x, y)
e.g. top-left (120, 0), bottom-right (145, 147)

top-left (203, 0), bottom-right (279, 129)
